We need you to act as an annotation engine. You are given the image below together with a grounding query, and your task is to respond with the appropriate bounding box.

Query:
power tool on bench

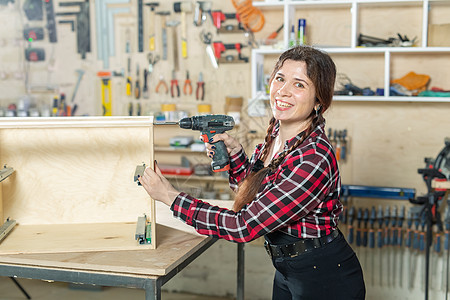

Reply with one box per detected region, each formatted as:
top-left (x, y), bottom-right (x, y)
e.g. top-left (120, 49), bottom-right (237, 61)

top-left (157, 115), bottom-right (235, 172)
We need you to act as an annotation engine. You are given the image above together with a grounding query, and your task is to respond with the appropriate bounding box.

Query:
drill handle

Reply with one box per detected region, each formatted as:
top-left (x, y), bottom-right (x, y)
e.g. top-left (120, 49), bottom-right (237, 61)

top-left (203, 131), bottom-right (230, 172)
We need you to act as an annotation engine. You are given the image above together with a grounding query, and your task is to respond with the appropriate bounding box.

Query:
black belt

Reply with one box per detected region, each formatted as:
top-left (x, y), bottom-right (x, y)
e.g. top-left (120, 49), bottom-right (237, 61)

top-left (264, 230), bottom-right (340, 258)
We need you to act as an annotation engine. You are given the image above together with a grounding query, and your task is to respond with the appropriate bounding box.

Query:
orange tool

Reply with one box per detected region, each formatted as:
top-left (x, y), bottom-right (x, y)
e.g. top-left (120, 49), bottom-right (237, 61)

top-left (155, 75), bottom-right (168, 94)
top-left (183, 71), bottom-right (192, 96)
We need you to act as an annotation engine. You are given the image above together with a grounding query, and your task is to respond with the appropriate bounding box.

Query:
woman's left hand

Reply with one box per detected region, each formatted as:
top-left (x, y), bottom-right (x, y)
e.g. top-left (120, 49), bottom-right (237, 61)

top-left (138, 162), bottom-right (180, 206)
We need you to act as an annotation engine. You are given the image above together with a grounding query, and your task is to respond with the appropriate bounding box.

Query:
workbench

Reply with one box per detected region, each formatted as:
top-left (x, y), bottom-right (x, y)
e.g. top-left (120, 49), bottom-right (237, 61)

top-left (0, 223), bottom-right (216, 300)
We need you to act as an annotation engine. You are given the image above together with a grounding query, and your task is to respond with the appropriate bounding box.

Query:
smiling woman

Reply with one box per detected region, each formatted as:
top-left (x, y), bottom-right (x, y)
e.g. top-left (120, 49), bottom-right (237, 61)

top-left (138, 45), bottom-right (366, 300)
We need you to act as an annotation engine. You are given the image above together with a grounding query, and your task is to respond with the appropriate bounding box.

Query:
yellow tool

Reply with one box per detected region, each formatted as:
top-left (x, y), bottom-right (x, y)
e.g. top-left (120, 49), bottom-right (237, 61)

top-left (97, 71), bottom-right (112, 116)
top-left (173, 1), bottom-right (192, 59)
top-left (146, 3), bottom-right (159, 51)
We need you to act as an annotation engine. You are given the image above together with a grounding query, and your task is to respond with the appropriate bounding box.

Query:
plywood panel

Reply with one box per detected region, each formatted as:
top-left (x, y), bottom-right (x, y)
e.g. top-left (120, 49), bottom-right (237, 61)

top-left (0, 118), bottom-right (152, 225)
top-left (0, 224), bottom-right (211, 276)
top-left (0, 222), bottom-right (152, 254)
top-left (0, 117), bottom-right (157, 250)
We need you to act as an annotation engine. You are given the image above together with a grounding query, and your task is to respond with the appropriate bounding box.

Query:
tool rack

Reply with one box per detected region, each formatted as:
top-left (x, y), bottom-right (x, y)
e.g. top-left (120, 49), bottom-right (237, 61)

top-left (0, 116), bottom-right (156, 253)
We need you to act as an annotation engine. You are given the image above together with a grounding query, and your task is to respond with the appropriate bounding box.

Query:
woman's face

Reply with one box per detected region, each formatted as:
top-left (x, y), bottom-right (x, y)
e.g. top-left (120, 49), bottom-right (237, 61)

top-left (269, 59), bottom-right (317, 126)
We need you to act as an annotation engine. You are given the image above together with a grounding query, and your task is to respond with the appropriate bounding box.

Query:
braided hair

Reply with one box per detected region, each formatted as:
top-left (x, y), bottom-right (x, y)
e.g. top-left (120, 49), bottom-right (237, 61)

top-left (232, 46), bottom-right (336, 212)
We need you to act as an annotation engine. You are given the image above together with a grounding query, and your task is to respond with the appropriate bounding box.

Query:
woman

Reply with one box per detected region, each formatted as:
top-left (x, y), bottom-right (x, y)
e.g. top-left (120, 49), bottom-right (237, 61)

top-left (139, 45), bottom-right (366, 299)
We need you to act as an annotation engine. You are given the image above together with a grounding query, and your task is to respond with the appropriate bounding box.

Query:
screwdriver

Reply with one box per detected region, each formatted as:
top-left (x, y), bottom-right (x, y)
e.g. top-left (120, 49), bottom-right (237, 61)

top-left (347, 206), bottom-right (355, 244)
top-left (369, 207), bottom-right (376, 285)
top-left (356, 208), bottom-right (363, 248)
top-left (266, 24), bottom-right (284, 40)
top-left (398, 206), bottom-right (406, 287)
top-left (377, 206), bottom-right (384, 286)
top-left (135, 64), bottom-right (141, 99)
top-left (363, 208), bottom-right (369, 247)
top-left (384, 206), bottom-right (391, 286)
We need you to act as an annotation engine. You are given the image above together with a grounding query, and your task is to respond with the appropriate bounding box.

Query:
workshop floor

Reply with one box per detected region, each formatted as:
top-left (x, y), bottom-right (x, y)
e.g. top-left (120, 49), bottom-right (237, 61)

top-left (0, 277), bottom-right (234, 300)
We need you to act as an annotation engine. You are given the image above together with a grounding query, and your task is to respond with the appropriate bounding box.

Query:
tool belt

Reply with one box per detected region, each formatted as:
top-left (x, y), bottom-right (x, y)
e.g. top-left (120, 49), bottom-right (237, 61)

top-left (264, 230), bottom-right (340, 258)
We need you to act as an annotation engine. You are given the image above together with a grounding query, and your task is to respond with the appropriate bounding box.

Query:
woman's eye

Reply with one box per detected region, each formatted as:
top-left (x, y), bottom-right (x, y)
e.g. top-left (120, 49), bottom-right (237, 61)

top-left (276, 76), bottom-right (284, 82)
top-left (295, 82), bottom-right (304, 88)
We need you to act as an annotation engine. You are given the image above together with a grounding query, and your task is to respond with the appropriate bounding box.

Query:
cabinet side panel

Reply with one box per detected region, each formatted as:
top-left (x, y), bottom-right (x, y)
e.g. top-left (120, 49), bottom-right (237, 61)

top-left (1, 127), bottom-right (152, 225)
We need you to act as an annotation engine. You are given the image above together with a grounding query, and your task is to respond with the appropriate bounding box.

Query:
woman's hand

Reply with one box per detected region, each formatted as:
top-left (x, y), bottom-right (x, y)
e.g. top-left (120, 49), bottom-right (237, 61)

top-left (138, 162), bottom-right (180, 206)
top-left (202, 133), bottom-right (242, 159)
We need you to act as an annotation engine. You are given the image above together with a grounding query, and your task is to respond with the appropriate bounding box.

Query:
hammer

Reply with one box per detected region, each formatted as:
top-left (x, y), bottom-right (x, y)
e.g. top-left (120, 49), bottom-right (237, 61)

top-left (156, 11), bottom-right (171, 60)
top-left (166, 20), bottom-right (181, 71)
top-left (173, 2), bottom-right (192, 59)
top-left (145, 2), bottom-right (159, 51)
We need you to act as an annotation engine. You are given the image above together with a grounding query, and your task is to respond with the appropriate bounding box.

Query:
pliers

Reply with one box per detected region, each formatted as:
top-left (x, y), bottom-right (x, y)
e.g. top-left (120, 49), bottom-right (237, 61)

top-left (170, 70), bottom-right (180, 98)
top-left (196, 72), bottom-right (204, 101)
top-left (183, 71), bottom-right (192, 96)
top-left (155, 75), bottom-right (168, 94)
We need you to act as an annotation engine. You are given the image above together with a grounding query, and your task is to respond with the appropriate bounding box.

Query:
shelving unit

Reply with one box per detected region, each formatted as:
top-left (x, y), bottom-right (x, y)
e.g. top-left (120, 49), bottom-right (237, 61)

top-left (251, 0), bottom-right (450, 103)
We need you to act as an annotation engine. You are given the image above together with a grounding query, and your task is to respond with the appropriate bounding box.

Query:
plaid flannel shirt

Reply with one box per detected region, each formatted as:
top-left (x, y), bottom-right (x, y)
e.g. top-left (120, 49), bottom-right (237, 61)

top-left (170, 121), bottom-right (343, 242)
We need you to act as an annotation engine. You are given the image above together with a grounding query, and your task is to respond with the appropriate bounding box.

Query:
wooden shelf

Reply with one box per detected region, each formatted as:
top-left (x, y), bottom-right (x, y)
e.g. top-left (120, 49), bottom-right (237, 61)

top-left (165, 174), bottom-right (229, 182)
top-left (154, 146), bottom-right (205, 154)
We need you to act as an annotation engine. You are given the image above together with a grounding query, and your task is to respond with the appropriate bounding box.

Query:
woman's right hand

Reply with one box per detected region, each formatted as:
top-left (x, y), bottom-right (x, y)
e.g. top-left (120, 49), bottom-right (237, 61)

top-left (202, 133), bottom-right (242, 159)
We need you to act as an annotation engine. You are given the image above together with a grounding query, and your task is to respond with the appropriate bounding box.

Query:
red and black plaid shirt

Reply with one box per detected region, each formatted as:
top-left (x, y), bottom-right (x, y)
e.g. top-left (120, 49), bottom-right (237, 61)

top-left (171, 121), bottom-right (343, 242)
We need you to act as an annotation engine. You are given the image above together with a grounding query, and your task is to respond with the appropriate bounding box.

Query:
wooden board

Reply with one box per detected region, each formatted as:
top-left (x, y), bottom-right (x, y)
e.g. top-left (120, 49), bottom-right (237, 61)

top-left (0, 117), bottom-right (156, 250)
top-left (0, 224), bottom-right (211, 276)
top-left (0, 222), bottom-right (152, 254)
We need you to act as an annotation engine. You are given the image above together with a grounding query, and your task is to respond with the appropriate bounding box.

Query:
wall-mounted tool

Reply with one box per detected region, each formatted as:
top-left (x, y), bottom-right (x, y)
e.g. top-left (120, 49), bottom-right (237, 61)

top-left (230, 0), bottom-right (265, 32)
top-left (155, 75), bottom-right (168, 94)
top-left (95, 0), bottom-right (130, 68)
top-left (135, 64), bottom-right (141, 99)
top-left (213, 42), bottom-right (248, 63)
top-left (97, 71), bottom-right (112, 116)
top-left (138, 0), bottom-right (144, 52)
top-left (377, 206), bottom-right (384, 286)
top-left (23, 0), bottom-right (43, 21)
top-left (155, 115), bottom-right (235, 172)
top-left (70, 69), bottom-right (85, 111)
top-left (44, 0), bottom-right (57, 43)
top-left (143, 69), bottom-right (149, 99)
top-left (23, 27), bottom-right (44, 41)
top-left (170, 70), bottom-right (180, 98)
top-left (196, 72), bottom-right (204, 101)
top-left (173, 1), bottom-right (192, 59)
top-left (211, 10), bottom-right (240, 33)
top-left (166, 20), bottom-right (181, 71)
top-left (183, 71), bottom-right (192, 96)
top-left (200, 30), bottom-right (218, 69)
top-left (145, 2), bottom-right (159, 51)
top-left (25, 47), bottom-right (45, 61)
top-left (156, 11), bottom-right (170, 60)
top-left (348, 206), bottom-right (355, 244)
top-left (369, 207), bottom-right (376, 285)
top-left (58, 20), bottom-right (75, 32)
top-left (193, 1), bottom-right (211, 27)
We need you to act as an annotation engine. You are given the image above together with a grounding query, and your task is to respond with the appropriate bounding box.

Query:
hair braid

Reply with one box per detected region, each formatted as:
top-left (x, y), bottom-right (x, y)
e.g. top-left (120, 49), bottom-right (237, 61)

top-left (232, 116), bottom-right (323, 212)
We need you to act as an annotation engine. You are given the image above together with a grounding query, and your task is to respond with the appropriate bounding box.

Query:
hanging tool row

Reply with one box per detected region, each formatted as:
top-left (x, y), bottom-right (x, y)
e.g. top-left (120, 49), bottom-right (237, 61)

top-left (341, 201), bottom-right (450, 292)
top-left (328, 128), bottom-right (348, 162)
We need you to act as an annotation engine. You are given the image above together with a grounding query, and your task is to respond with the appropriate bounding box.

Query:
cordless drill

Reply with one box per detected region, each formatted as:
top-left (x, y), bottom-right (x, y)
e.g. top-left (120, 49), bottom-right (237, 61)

top-left (159, 115), bottom-right (235, 172)
top-left (180, 114), bottom-right (235, 172)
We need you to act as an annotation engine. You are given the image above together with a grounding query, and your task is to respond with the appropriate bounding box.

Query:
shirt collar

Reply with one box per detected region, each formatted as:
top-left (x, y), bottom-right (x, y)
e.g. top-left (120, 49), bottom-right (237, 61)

top-left (271, 119), bottom-right (324, 150)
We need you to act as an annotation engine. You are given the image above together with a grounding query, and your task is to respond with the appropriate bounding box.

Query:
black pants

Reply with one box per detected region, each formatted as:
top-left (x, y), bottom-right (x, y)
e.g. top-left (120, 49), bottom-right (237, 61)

top-left (271, 232), bottom-right (365, 300)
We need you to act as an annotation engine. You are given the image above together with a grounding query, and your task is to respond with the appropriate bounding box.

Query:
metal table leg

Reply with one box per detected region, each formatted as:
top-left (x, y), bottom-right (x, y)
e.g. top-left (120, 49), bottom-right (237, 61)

top-left (237, 243), bottom-right (245, 300)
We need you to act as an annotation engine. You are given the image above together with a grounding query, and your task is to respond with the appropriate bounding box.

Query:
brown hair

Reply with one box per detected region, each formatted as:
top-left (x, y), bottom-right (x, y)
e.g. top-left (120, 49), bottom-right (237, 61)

top-left (233, 46), bottom-right (336, 211)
